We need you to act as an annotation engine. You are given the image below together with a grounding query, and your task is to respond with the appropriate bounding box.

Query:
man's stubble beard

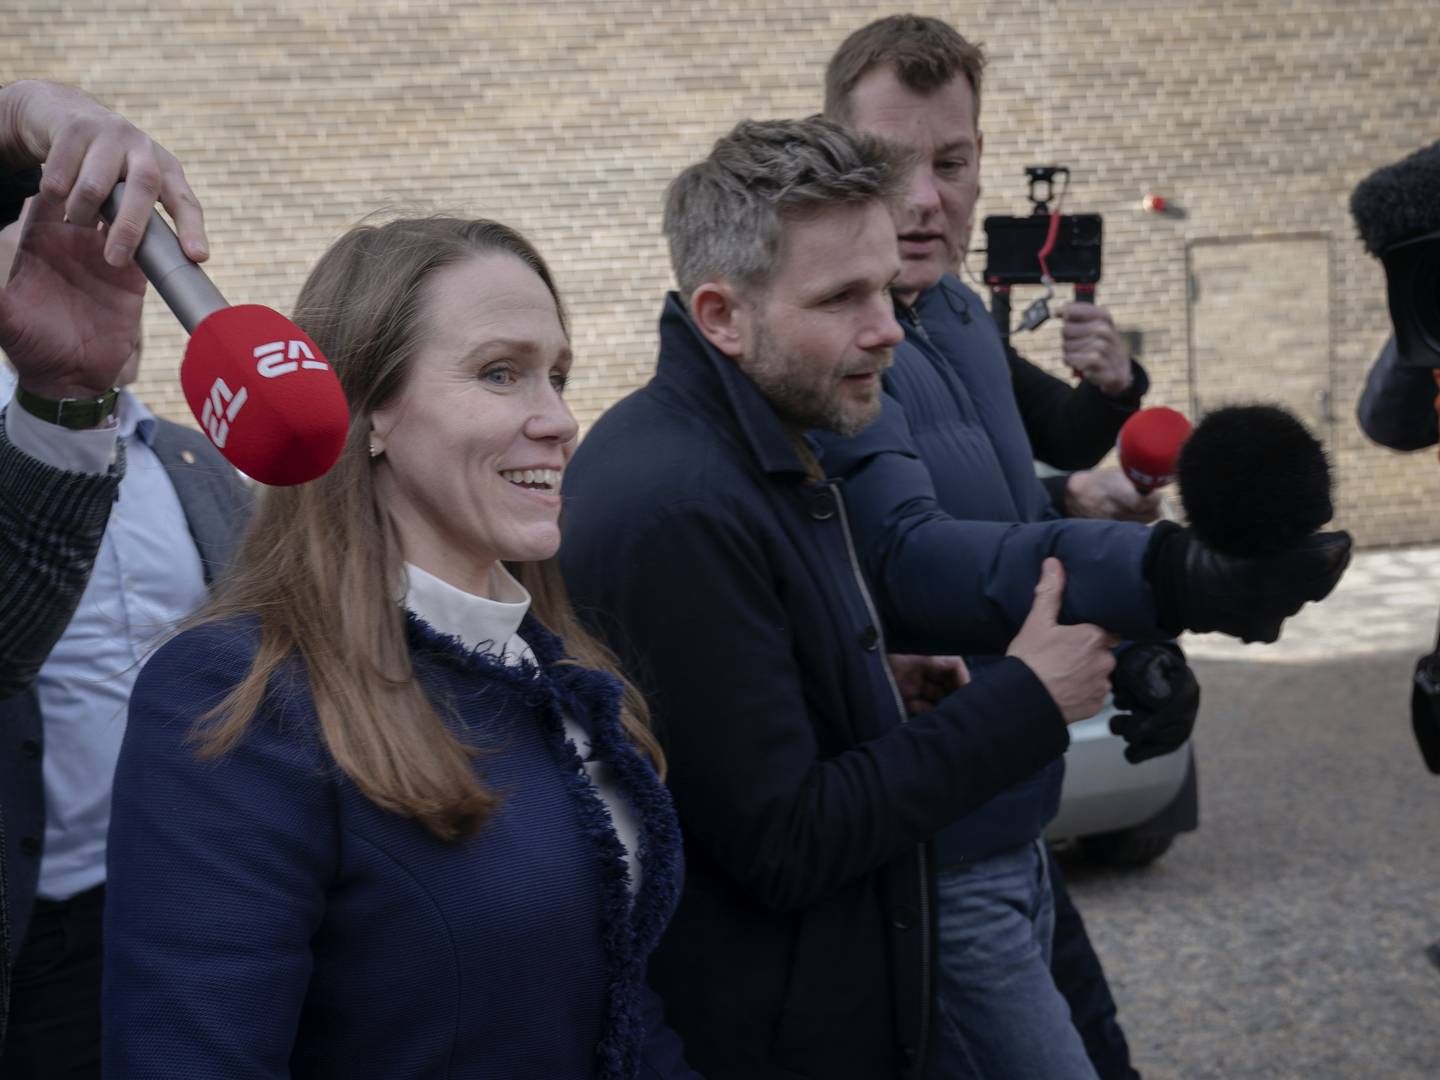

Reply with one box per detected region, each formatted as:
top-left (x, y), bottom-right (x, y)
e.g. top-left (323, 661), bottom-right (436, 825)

top-left (745, 316), bottom-right (884, 438)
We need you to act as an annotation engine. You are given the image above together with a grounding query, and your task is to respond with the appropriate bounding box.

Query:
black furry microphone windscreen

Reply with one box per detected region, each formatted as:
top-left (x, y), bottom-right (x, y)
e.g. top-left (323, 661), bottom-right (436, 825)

top-left (1350, 139), bottom-right (1440, 256)
top-left (1177, 405), bottom-right (1333, 558)
top-left (1351, 140), bottom-right (1440, 369)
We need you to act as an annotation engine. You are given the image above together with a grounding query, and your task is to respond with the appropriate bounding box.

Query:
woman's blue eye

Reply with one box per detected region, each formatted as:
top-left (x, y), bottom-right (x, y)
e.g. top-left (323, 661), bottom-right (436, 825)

top-left (482, 365), bottom-right (515, 386)
top-left (550, 371), bottom-right (569, 393)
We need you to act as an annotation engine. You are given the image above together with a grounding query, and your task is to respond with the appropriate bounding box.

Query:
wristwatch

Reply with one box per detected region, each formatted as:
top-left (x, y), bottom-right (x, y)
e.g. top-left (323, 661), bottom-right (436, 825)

top-left (14, 384), bottom-right (120, 429)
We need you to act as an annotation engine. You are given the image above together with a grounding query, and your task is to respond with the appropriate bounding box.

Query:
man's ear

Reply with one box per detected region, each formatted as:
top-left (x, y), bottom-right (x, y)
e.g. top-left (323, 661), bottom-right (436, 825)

top-left (689, 281), bottom-right (750, 360)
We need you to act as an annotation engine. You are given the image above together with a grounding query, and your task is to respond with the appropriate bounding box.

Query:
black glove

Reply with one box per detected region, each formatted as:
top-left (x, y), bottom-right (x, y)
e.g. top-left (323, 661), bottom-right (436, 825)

top-left (1145, 521), bottom-right (1352, 643)
top-left (1108, 642), bottom-right (1201, 764)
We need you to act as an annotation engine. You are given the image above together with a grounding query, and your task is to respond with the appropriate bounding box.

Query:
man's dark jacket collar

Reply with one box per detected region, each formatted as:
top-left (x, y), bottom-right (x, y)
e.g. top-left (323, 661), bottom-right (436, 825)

top-left (653, 292), bottom-right (812, 480)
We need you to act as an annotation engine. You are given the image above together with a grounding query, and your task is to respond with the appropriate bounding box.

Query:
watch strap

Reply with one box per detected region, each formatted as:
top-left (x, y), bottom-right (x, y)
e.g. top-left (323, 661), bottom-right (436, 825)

top-left (14, 384), bottom-right (119, 429)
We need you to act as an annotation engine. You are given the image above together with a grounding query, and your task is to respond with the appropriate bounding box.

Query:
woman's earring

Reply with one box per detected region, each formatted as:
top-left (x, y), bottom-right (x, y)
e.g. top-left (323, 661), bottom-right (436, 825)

top-left (369, 440), bottom-right (383, 459)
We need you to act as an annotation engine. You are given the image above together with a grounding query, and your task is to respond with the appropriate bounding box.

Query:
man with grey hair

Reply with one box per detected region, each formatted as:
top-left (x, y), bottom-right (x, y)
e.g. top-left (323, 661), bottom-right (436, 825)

top-left (560, 115), bottom-right (1149, 1079)
top-left (562, 111), bottom-right (1349, 1077)
top-left (550, 101), bottom-right (1347, 1077)
top-left (661, 117), bottom-right (911, 437)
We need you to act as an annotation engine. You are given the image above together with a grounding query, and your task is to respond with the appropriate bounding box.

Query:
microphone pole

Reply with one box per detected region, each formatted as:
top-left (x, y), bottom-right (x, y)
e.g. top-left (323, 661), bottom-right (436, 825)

top-left (100, 183), bottom-right (227, 333)
top-left (95, 183), bottom-right (350, 486)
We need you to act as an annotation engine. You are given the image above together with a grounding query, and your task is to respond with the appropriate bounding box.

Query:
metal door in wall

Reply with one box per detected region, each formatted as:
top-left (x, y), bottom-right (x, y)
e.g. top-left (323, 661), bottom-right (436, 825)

top-left (1186, 235), bottom-right (1335, 439)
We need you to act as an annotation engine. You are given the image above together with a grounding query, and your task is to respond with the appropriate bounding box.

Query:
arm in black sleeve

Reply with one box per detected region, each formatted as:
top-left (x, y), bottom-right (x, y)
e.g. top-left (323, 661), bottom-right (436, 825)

top-left (582, 499), bottom-right (1068, 913)
top-left (1008, 345), bottom-right (1148, 470)
top-left (1357, 335), bottom-right (1438, 451)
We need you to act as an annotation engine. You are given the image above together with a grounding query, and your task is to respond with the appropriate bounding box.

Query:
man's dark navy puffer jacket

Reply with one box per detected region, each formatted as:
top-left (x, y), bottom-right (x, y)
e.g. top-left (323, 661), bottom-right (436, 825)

top-left (815, 273), bottom-right (1153, 864)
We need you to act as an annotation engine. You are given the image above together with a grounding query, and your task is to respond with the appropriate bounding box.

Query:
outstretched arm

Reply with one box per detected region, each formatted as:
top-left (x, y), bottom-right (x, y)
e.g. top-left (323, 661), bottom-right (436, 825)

top-left (816, 394), bottom-right (1165, 655)
top-left (815, 394), bottom-right (1350, 653)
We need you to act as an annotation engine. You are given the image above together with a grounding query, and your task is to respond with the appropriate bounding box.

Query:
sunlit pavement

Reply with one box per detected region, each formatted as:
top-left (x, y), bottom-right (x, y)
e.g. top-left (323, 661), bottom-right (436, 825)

top-left (1181, 544), bottom-right (1440, 664)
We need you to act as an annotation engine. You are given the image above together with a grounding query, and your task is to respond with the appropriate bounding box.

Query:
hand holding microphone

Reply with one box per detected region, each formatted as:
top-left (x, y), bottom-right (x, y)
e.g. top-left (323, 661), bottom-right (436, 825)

top-left (98, 183), bottom-right (349, 485)
top-left (1117, 406), bottom-right (1192, 494)
top-left (0, 79), bottom-right (209, 267)
top-left (1057, 406), bottom-right (1192, 523)
top-left (0, 188), bottom-right (145, 401)
top-left (1062, 468), bottom-right (1162, 522)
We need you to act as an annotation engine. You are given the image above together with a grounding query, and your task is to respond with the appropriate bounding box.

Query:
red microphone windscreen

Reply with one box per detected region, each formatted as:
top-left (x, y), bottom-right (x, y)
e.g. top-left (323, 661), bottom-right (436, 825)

top-left (181, 305), bottom-right (349, 486)
top-left (1117, 407), bottom-right (1192, 492)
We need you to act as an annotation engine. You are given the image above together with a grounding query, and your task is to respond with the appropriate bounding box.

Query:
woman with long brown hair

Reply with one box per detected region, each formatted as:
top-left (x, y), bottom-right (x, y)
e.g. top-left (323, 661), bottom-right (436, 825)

top-left (101, 217), bottom-right (696, 1079)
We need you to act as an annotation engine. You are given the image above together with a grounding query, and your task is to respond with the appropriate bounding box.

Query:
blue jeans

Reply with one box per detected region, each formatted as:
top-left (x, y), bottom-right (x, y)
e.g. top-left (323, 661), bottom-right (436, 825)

top-left (1047, 848), bottom-right (1139, 1080)
top-left (933, 840), bottom-right (1099, 1080)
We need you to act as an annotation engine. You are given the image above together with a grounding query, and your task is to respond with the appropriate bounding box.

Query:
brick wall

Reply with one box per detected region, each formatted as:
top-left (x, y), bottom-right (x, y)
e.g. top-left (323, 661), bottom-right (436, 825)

top-left (6, 0), bottom-right (1437, 545)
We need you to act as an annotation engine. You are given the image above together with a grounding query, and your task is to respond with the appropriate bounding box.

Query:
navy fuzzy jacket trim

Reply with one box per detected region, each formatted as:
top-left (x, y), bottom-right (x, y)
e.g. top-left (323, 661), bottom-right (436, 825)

top-left (404, 610), bottom-right (683, 1080)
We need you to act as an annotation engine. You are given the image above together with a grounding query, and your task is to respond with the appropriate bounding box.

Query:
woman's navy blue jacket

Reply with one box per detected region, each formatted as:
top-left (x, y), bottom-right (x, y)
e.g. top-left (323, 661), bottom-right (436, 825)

top-left (103, 613), bottom-right (694, 1079)
top-left (558, 296), bottom-right (1120, 1079)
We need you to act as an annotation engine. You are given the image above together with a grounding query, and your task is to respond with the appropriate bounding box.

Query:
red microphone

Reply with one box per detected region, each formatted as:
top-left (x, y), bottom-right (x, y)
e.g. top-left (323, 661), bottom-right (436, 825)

top-left (101, 185), bottom-right (349, 486)
top-left (1117, 407), bottom-right (1192, 493)
top-left (182, 306), bottom-right (348, 486)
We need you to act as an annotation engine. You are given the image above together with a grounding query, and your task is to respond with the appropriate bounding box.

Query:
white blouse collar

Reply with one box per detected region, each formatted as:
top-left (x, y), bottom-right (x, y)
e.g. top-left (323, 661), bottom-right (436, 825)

top-left (403, 562), bottom-right (532, 661)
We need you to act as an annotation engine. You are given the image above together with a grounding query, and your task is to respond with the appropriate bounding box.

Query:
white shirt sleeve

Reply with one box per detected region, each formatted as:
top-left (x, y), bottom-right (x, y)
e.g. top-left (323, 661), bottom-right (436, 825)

top-left (2, 400), bottom-right (119, 475)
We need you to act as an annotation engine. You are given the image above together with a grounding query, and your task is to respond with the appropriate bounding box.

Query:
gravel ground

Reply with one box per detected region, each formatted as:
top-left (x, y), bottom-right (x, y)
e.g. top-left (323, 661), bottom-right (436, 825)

top-left (1061, 650), bottom-right (1440, 1079)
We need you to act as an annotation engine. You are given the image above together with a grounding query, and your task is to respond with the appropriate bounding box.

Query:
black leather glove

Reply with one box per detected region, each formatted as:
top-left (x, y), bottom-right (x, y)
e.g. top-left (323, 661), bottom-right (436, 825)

top-left (1145, 521), bottom-right (1353, 643)
top-left (1109, 642), bottom-right (1201, 764)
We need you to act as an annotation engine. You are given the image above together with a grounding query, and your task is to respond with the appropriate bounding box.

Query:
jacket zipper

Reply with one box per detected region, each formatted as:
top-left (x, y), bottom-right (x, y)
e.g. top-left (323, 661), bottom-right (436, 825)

top-left (830, 482), bottom-right (932, 1078)
top-left (901, 302), bottom-right (936, 349)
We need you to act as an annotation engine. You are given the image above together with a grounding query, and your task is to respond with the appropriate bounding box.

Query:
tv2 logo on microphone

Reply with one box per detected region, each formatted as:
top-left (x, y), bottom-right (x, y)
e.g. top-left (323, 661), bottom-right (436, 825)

top-left (201, 340), bottom-right (332, 448)
top-left (254, 338), bottom-right (330, 378)
top-left (201, 379), bottom-right (247, 448)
